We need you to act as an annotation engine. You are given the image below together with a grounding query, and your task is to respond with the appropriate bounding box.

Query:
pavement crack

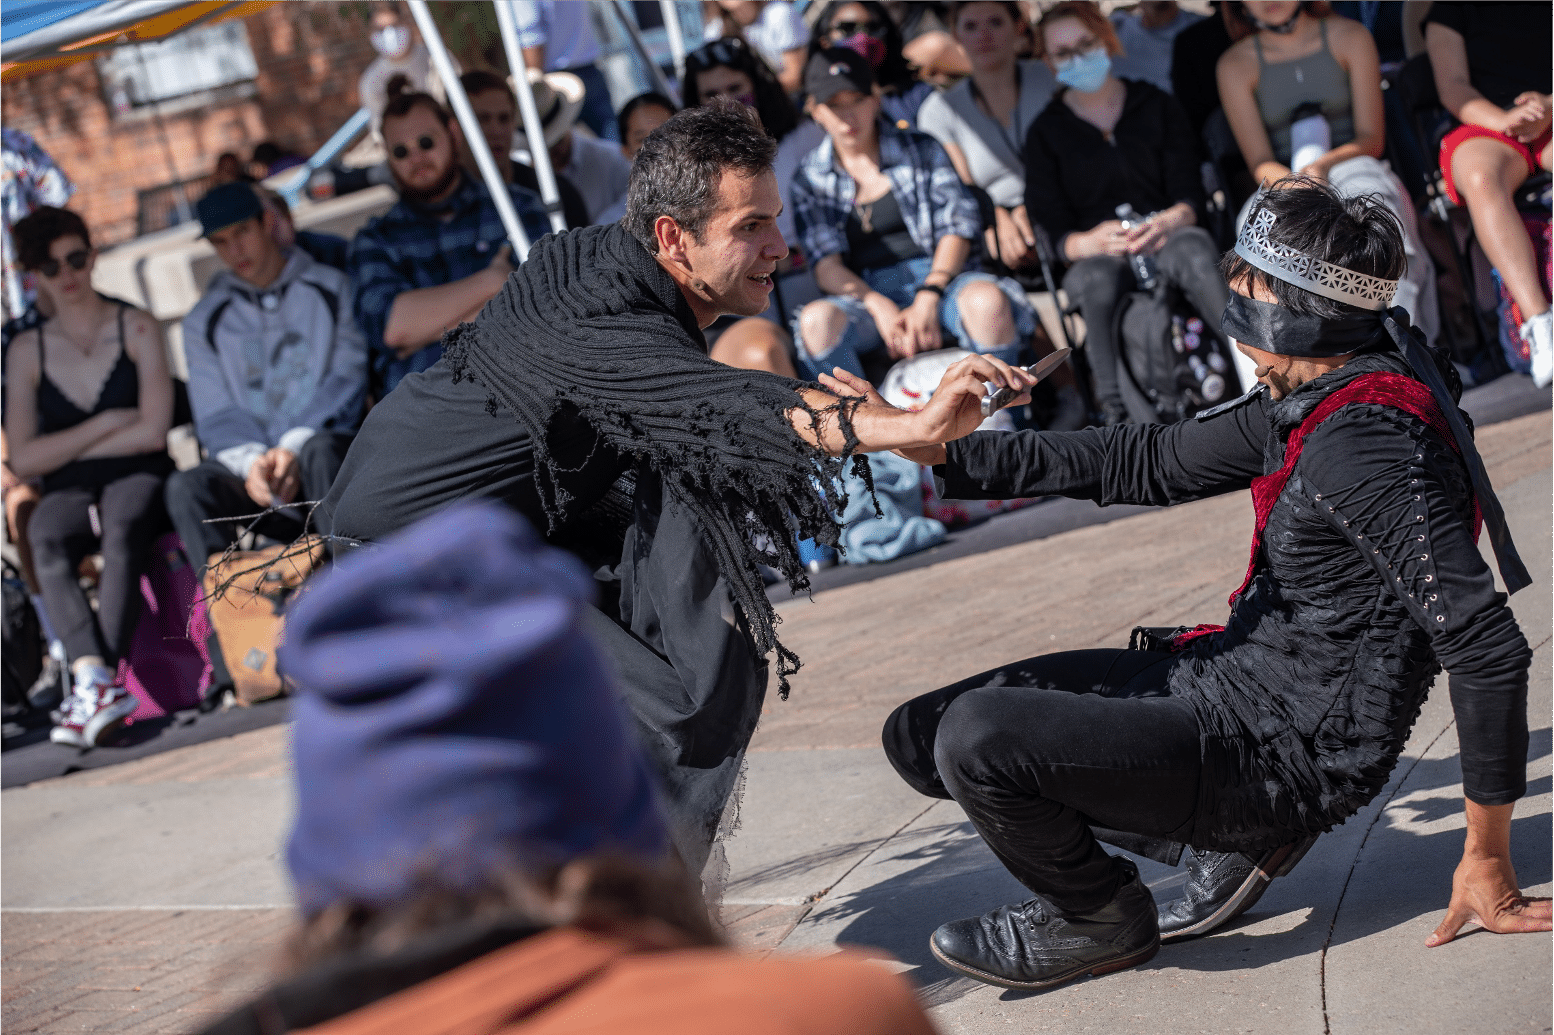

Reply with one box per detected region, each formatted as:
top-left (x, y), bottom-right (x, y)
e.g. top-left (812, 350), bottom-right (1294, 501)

top-left (1317, 718), bottom-right (1456, 1035)
top-left (772, 799), bottom-right (940, 943)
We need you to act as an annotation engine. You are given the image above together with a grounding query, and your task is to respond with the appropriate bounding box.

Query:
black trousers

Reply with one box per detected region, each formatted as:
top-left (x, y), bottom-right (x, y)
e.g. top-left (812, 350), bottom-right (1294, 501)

top-left (28, 471), bottom-right (168, 666)
top-left (164, 432), bottom-right (352, 688)
top-left (882, 648), bottom-right (1202, 915)
top-left (1062, 226), bottom-right (1231, 408)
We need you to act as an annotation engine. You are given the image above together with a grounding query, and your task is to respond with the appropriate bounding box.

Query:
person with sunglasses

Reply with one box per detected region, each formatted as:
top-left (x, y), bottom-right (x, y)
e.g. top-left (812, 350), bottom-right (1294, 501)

top-left (348, 75), bottom-right (550, 396)
top-left (703, 1), bottom-right (810, 94)
top-left (807, 2), bottom-right (934, 128)
top-left (2, 206), bottom-right (174, 748)
top-left (1023, 0), bottom-right (1230, 426)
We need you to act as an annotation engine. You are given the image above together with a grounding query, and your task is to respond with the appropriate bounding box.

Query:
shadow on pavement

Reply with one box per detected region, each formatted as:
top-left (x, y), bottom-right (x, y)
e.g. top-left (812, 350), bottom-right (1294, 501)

top-left (796, 728), bottom-right (1550, 1007)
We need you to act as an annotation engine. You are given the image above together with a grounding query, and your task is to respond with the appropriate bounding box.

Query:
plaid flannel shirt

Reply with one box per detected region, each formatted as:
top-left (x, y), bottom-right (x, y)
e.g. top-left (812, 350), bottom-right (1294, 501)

top-left (792, 120), bottom-right (983, 271)
top-left (349, 173), bottom-right (549, 394)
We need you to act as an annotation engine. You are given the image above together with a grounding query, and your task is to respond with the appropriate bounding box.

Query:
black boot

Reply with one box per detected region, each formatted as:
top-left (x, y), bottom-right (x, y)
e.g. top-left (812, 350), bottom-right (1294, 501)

top-left (930, 857), bottom-right (1159, 991)
top-left (1157, 836), bottom-right (1317, 943)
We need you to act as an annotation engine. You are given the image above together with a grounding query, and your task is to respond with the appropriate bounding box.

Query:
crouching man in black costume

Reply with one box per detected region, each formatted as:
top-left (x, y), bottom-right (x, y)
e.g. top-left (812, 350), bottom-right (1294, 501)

top-left (317, 101), bottom-right (1036, 876)
top-left (859, 180), bottom-right (1549, 992)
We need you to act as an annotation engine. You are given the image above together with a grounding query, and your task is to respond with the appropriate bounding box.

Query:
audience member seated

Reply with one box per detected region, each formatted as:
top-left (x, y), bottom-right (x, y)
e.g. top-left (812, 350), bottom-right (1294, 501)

top-left (358, 2), bottom-right (441, 135)
top-left (3, 207), bottom-right (173, 747)
top-left (255, 188), bottom-right (349, 272)
top-left (1425, 1), bottom-right (1553, 386)
top-left (792, 48), bottom-right (1038, 382)
top-left (704, 1), bottom-right (810, 94)
top-left (893, 1), bottom-right (974, 86)
top-left (1170, 1), bottom-right (1253, 141)
top-left (213, 151), bottom-right (255, 185)
top-left (808, 2), bottom-right (934, 128)
top-left (1023, 1), bottom-right (1229, 426)
top-left (619, 91), bottom-right (677, 161)
top-left (198, 503), bottom-right (938, 1035)
top-left (349, 76), bottom-right (549, 395)
top-left (516, 69), bottom-right (633, 225)
top-left (165, 183), bottom-right (368, 704)
top-left (251, 141), bottom-right (305, 177)
top-left (918, 2), bottom-right (1056, 278)
top-left (511, 0), bottom-right (618, 140)
top-left (1217, 0), bottom-right (1438, 346)
top-left (918, 2), bottom-right (1083, 429)
top-left (1109, 1), bottom-right (1202, 93)
top-left (458, 69), bottom-right (591, 231)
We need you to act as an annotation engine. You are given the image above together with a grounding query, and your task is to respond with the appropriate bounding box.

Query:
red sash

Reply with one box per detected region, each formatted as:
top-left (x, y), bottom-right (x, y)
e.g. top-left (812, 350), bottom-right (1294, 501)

top-left (1173, 372), bottom-right (1479, 650)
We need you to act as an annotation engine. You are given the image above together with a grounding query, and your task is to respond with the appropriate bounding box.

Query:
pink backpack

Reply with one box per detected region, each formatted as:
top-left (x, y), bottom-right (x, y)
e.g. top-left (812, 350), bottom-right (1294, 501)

top-left (118, 533), bottom-right (213, 721)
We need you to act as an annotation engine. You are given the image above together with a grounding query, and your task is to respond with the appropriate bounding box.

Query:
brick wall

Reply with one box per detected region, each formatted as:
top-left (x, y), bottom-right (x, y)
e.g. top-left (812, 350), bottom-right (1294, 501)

top-left (1, 3), bottom-right (385, 247)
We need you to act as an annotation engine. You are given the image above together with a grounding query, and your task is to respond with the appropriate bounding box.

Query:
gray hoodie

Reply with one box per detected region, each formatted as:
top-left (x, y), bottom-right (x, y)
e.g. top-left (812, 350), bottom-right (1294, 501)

top-left (182, 249), bottom-right (367, 478)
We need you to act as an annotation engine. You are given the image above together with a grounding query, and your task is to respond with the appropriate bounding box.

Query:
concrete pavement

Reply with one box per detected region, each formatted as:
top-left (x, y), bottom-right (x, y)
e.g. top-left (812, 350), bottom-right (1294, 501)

top-left (4, 410), bottom-right (1549, 1034)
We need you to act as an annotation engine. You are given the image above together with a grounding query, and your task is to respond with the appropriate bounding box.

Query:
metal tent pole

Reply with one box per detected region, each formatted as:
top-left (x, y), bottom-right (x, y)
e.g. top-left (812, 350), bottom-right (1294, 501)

top-left (609, 0), bottom-right (680, 106)
top-left (658, 0), bottom-right (687, 83)
top-left (406, 0), bottom-right (532, 259)
top-left (493, 0), bottom-right (567, 234)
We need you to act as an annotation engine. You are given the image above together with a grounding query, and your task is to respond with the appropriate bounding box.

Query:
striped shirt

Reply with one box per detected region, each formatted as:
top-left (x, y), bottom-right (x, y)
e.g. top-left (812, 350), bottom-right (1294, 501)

top-left (792, 120), bottom-right (983, 271)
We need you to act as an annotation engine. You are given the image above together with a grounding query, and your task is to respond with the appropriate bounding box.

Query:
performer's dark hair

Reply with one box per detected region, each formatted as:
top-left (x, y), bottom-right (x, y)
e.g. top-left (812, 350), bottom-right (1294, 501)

top-left (623, 100), bottom-right (777, 253)
top-left (1220, 176), bottom-right (1407, 320)
top-left (13, 206), bottom-right (91, 271)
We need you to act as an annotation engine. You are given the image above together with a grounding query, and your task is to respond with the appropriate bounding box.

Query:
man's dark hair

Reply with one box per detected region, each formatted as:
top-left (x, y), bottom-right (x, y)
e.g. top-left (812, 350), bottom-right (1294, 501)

top-left (460, 68), bottom-right (514, 106)
top-left (623, 100), bottom-right (777, 253)
top-left (13, 206), bottom-right (91, 271)
top-left (1220, 176), bottom-right (1407, 319)
top-left (383, 72), bottom-right (450, 128)
top-left (618, 91), bottom-right (678, 131)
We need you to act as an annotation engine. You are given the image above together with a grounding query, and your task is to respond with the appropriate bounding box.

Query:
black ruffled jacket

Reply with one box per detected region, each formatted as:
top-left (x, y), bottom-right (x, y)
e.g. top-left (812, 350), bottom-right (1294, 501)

top-left (937, 351), bottom-right (1531, 851)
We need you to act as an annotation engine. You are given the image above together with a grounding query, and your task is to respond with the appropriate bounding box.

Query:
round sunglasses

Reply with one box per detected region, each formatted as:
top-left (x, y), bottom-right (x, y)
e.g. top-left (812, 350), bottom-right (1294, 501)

top-left (390, 134), bottom-right (437, 160)
top-left (33, 249), bottom-right (90, 278)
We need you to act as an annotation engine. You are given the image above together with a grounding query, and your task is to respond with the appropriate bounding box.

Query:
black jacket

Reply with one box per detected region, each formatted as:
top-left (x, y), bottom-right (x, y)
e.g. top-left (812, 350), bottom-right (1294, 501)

top-left (1022, 79), bottom-right (1206, 252)
top-left (938, 351), bottom-right (1530, 851)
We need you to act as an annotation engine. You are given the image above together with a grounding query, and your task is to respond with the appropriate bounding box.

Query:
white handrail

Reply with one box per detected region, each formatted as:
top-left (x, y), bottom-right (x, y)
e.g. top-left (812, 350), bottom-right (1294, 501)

top-left (493, 0), bottom-right (568, 235)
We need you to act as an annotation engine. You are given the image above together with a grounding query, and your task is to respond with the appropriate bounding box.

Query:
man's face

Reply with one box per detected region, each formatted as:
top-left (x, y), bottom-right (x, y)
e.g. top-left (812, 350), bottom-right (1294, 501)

top-left (209, 214), bottom-right (284, 288)
top-left (1228, 274), bottom-right (1350, 400)
top-left (384, 106), bottom-right (459, 203)
top-left (679, 168), bottom-right (788, 317)
top-left (469, 89), bottom-right (516, 162)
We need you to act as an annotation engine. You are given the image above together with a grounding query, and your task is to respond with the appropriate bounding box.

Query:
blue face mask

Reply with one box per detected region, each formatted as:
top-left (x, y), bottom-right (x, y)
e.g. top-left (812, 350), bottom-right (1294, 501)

top-left (1055, 48), bottom-right (1111, 93)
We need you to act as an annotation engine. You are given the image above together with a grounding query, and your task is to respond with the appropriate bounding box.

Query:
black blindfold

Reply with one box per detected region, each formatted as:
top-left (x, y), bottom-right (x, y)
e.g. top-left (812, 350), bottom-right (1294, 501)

top-left (1220, 293), bottom-right (1388, 358)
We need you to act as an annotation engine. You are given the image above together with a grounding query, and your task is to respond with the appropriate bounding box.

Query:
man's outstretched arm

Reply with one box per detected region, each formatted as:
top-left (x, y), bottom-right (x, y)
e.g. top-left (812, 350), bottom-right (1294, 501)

top-left (786, 354), bottom-right (1037, 455)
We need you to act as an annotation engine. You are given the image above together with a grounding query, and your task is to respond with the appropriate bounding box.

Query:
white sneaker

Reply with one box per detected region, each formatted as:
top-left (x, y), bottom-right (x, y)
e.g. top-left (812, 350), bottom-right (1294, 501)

top-left (1520, 310), bottom-right (1552, 389)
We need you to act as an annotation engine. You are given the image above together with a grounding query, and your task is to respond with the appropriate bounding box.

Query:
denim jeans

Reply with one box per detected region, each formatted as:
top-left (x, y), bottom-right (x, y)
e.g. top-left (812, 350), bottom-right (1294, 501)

top-left (793, 256), bottom-right (1038, 380)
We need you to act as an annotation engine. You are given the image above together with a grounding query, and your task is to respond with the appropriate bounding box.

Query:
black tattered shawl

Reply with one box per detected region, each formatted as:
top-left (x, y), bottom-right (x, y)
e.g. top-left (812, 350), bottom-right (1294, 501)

top-left (442, 223), bottom-right (867, 695)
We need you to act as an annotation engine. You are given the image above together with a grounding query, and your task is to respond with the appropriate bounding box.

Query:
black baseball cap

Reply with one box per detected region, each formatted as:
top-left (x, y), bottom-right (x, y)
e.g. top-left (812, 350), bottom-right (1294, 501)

top-left (197, 182), bottom-right (263, 237)
top-left (804, 47), bottom-right (875, 104)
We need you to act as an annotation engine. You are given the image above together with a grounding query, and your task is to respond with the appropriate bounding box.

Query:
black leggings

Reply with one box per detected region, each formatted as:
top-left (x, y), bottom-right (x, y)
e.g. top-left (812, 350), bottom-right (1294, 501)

top-left (28, 472), bottom-right (168, 667)
top-left (1062, 226), bottom-right (1231, 408)
top-left (882, 649), bottom-right (1202, 915)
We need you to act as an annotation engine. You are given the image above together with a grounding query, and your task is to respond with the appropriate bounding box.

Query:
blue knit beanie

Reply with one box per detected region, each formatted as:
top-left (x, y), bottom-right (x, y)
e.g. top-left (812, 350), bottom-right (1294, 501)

top-left (280, 503), bottom-right (670, 916)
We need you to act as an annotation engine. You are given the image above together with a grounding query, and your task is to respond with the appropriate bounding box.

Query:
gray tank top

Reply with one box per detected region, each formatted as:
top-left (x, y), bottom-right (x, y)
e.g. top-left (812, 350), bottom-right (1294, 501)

top-left (1253, 19), bottom-right (1355, 166)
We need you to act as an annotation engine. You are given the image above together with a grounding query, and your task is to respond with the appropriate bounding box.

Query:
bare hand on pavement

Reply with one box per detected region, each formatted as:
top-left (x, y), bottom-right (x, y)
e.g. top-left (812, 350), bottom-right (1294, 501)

top-left (1425, 854), bottom-right (1553, 947)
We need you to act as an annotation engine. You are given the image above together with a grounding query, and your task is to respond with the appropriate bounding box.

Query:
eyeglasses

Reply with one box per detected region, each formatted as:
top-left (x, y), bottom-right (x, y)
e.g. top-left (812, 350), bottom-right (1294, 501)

top-left (686, 38), bottom-right (749, 72)
top-left (390, 135), bottom-right (437, 160)
top-left (830, 20), bottom-right (885, 38)
top-left (1047, 36), bottom-right (1102, 64)
top-left (34, 250), bottom-right (89, 278)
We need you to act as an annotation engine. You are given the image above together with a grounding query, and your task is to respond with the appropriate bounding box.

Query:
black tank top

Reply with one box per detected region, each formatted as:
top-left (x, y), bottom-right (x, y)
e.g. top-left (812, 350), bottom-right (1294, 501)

top-left (845, 190), bottom-right (925, 271)
top-left (34, 305), bottom-right (172, 494)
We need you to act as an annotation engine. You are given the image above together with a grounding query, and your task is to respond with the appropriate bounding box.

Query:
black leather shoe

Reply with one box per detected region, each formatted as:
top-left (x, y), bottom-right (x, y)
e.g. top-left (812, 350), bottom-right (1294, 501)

top-left (930, 858), bottom-right (1159, 991)
top-left (1157, 836), bottom-right (1317, 943)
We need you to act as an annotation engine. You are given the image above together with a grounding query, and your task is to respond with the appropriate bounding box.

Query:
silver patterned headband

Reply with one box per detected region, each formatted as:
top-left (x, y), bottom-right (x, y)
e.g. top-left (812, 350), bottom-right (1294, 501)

top-left (1234, 205), bottom-right (1398, 311)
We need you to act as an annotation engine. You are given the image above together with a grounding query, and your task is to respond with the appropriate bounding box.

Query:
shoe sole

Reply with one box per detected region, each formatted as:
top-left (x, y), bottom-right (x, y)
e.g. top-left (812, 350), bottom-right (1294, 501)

top-left (1159, 838), bottom-right (1316, 944)
top-left (929, 934), bottom-right (1160, 992)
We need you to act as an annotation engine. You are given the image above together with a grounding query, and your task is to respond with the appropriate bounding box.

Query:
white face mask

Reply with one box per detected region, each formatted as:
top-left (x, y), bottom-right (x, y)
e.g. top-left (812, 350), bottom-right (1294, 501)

top-left (372, 25), bottom-right (412, 57)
